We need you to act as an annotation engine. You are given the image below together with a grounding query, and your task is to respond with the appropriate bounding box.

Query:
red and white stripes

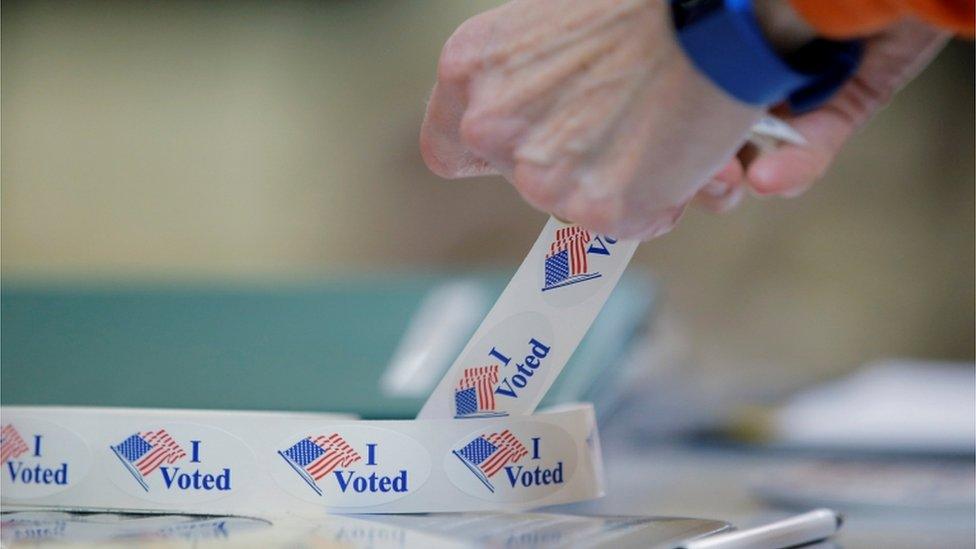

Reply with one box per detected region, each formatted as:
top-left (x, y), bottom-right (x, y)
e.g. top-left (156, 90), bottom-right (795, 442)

top-left (305, 434), bottom-right (362, 481)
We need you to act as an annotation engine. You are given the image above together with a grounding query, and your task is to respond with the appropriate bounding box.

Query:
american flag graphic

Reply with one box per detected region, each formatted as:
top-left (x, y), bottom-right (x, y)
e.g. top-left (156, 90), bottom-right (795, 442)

top-left (111, 429), bottom-right (186, 492)
top-left (543, 226), bottom-right (600, 290)
top-left (1, 424), bottom-right (29, 462)
top-left (279, 434), bottom-right (362, 496)
top-left (452, 430), bottom-right (528, 492)
top-left (454, 365), bottom-right (500, 418)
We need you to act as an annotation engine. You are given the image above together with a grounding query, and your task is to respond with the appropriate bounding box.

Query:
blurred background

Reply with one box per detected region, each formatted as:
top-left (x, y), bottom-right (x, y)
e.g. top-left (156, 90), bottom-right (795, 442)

top-left (3, 1), bottom-right (972, 388)
top-left (2, 1), bottom-right (974, 546)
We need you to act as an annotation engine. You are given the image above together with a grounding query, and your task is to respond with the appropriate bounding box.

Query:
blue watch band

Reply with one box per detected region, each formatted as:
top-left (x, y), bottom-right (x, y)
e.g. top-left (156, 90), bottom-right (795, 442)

top-left (671, 0), bottom-right (863, 111)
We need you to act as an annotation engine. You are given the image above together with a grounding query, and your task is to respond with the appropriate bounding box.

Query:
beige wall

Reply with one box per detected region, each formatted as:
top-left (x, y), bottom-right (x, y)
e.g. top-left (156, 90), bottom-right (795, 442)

top-left (3, 1), bottom-right (973, 383)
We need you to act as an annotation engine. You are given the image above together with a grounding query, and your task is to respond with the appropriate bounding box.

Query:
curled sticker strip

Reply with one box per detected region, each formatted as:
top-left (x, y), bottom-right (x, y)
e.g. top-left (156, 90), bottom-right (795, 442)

top-left (418, 217), bottom-right (639, 420)
top-left (0, 218), bottom-right (632, 516)
top-left (1, 118), bottom-right (792, 516)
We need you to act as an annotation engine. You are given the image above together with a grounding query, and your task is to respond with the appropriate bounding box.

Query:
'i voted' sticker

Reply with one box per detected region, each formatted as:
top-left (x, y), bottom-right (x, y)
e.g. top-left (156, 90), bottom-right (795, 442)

top-left (450, 312), bottom-right (555, 420)
top-left (1, 419), bottom-right (91, 499)
top-left (104, 423), bottom-right (257, 504)
top-left (419, 216), bottom-right (639, 420)
top-left (444, 421), bottom-right (577, 503)
top-left (271, 425), bottom-right (431, 507)
top-left (538, 226), bottom-right (627, 308)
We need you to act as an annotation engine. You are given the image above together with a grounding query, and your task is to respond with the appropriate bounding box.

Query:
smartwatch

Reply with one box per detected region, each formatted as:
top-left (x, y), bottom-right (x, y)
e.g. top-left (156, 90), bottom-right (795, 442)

top-left (670, 0), bottom-right (863, 112)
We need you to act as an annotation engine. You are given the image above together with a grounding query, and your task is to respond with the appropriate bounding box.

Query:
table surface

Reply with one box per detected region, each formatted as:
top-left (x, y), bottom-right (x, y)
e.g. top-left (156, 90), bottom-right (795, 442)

top-left (555, 442), bottom-right (976, 549)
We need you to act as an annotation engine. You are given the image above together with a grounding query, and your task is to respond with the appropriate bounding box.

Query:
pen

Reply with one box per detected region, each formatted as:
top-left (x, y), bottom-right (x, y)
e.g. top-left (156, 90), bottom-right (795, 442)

top-left (678, 508), bottom-right (843, 549)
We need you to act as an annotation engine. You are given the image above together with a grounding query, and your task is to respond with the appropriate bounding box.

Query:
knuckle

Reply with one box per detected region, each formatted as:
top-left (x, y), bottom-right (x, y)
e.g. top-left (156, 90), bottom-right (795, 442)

top-left (565, 195), bottom-right (624, 237)
top-left (459, 113), bottom-right (496, 155)
top-left (514, 164), bottom-right (562, 210)
top-left (635, 204), bottom-right (686, 240)
top-left (437, 17), bottom-right (485, 84)
top-left (437, 45), bottom-right (471, 86)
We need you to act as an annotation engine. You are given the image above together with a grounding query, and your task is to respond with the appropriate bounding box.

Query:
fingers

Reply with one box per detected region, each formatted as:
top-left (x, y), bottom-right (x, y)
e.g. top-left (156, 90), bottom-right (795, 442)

top-left (745, 20), bottom-right (948, 197)
top-left (745, 108), bottom-right (849, 196)
top-left (512, 158), bottom-right (579, 214)
top-left (419, 10), bottom-right (502, 179)
top-left (695, 158), bottom-right (746, 213)
top-left (422, 0), bottom-right (769, 241)
top-left (421, 0), bottom-right (950, 248)
top-left (634, 203), bottom-right (688, 240)
top-left (421, 83), bottom-right (498, 178)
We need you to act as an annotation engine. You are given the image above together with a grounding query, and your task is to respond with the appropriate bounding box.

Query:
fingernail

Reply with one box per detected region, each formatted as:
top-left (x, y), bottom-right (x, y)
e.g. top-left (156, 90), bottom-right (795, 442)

top-left (779, 184), bottom-right (809, 199)
top-left (702, 180), bottom-right (731, 198)
top-left (630, 207), bottom-right (684, 241)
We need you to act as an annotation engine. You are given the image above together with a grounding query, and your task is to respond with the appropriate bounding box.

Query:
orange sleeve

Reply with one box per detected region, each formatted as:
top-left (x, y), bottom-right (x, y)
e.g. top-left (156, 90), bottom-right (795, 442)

top-left (789, 0), bottom-right (975, 38)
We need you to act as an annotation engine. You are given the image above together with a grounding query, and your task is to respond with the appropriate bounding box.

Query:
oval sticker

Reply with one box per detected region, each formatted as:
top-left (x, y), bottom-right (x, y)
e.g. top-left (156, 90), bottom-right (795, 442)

top-left (445, 421), bottom-right (577, 502)
top-left (450, 311), bottom-right (555, 418)
top-left (538, 226), bottom-right (623, 308)
top-left (1, 417), bottom-right (92, 499)
top-left (271, 425), bottom-right (431, 507)
top-left (103, 422), bottom-right (256, 504)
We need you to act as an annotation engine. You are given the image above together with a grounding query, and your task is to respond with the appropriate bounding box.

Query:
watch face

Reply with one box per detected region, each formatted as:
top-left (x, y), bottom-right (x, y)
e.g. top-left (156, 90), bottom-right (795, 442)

top-left (670, 0), bottom-right (724, 30)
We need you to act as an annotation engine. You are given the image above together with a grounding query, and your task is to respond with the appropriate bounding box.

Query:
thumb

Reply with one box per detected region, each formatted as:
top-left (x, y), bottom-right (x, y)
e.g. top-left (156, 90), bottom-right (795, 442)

top-left (747, 19), bottom-right (949, 197)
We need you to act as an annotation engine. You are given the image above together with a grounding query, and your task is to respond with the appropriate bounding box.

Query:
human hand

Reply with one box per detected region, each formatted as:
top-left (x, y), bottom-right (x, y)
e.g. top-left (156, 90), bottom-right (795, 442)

top-left (697, 19), bottom-right (949, 212)
top-left (420, 0), bottom-right (762, 239)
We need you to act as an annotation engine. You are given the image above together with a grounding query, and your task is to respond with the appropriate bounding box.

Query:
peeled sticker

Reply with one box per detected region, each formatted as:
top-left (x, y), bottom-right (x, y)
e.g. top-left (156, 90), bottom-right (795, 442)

top-left (449, 312), bottom-right (556, 419)
top-left (418, 217), bottom-right (639, 420)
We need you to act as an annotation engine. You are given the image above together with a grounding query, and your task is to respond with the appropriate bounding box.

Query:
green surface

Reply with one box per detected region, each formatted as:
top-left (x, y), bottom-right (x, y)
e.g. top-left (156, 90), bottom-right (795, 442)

top-left (1, 273), bottom-right (654, 419)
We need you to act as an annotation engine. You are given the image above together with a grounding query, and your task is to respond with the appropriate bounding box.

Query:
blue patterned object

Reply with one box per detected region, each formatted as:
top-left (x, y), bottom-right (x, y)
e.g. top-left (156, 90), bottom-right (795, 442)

top-left (545, 250), bottom-right (570, 288)
top-left (283, 438), bottom-right (326, 467)
top-left (458, 437), bottom-right (497, 466)
top-left (455, 388), bottom-right (478, 417)
top-left (113, 434), bottom-right (151, 462)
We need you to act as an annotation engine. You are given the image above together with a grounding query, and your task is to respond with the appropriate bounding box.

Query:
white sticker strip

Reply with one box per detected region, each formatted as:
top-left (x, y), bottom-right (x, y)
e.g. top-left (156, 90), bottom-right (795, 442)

top-left (0, 404), bottom-right (602, 517)
top-left (418, 217), bottom-right (639, 420)
top-left (418, 115), bottom-right (799, 422)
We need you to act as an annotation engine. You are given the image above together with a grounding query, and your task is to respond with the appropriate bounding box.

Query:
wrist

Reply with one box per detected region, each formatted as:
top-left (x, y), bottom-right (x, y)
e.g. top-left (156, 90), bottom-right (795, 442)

top-left (670, 0), bottom-right (863, 111)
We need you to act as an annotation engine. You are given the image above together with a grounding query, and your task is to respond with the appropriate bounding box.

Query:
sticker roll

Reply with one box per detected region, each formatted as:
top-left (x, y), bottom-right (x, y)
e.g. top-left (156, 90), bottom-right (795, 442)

top-left (0, 404), bottom-right (602, 517)
top-left (1, 218), bottom-right (622, 517)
